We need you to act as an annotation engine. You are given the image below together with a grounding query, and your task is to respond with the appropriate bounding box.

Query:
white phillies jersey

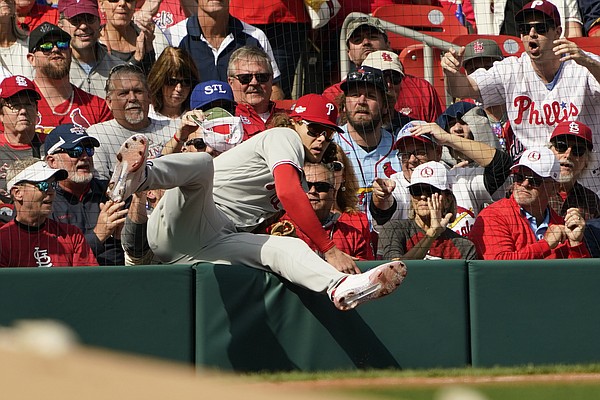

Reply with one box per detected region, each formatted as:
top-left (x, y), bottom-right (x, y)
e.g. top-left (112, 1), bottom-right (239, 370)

top-left (212, 127), bottom-right (304, 231)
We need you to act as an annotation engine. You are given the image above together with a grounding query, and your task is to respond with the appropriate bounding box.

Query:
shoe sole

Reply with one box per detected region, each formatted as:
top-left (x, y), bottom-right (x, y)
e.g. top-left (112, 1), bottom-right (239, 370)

top-left (106, 134), bottom-right (149, 202)
top-left (334, 261), bottom-right (407, 311)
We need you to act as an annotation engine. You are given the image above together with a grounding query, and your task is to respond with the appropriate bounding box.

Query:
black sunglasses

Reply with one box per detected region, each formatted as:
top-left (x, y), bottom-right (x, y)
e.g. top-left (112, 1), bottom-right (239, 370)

top-left (232, 73), bottom-right (271, 85)
top-left (305, 122), bottom-right (335, 142)
top-left (23, 180), bottom-right (58, 193)
top-left (513, 172), bottom-right (546, 188)
top-left (166, 77), bottom-right (192, 87)
top-left (409, 184), bottom-right (442, 198)
top-left (185, 138), bottom-right (207, 150)
top-left (518, 22), bottom-right (553, 35)
top-left (307, 181), bottom-right (333, 193)
top-left (54, 145), bottom-right (95, 158)
top-left (347, 71), bottom-right (386, 90)
top-left (35, 40), bottom-right (70, 54)
top-left (551, 139), bottom-right (588, 157)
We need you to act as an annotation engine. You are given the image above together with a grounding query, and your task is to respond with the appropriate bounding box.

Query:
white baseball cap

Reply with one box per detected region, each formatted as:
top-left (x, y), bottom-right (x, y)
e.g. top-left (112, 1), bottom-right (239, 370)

top-left (362, 50), bottom-right (404, 76)
top-left (6, 161), bottom-right (68, 192)
top-left (408, 161), bottom-right (451, 191)
top-left (511, 147), bottom-right (560, 181)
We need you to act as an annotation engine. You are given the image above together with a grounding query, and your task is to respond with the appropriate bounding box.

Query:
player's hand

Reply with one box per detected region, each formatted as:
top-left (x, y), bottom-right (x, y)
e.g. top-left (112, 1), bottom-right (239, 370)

top-left (409, 122), bottom-right (451, 144)
top-left (553, 38), bottom-right (588, 65)
top-left (564, 207), bottom-right (585, 245)
top-left (441, 47), bottom-right (465, 75)
top-left (372, 177), bottom-right (395, 210)
top-left (543, 224), bottom-right (567, 249)
top-left (324, 246), bottom-right (361, 274)
top-left (94, 200), bottom-right (128, 242)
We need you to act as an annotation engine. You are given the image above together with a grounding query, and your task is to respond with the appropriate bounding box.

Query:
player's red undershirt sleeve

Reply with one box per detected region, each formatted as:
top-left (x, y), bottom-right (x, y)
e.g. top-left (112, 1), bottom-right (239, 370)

top-left (273, 163), bottom-right (335, 254)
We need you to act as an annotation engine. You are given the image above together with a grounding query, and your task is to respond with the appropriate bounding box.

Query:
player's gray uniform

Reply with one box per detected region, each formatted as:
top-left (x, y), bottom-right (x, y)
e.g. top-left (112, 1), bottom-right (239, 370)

top-left (144, 128), bottom-right (345, 292)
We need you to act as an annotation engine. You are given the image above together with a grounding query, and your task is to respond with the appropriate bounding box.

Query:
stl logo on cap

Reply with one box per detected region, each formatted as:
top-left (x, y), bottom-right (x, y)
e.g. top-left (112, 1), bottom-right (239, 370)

top-left (473, 41), bottom-right (485, 55)
top-left (381, 52), bottom-right (393, 62)
top-left (421, 166), bottom-right (434, 178)
top-left (568, 121), bottom-right (580, 134)
top-left (15, 76), bottom-right (29, 87)
top-left (70, 125), bottom-right (86, 135)
top-left (527, 151), bottom-right (542, 162)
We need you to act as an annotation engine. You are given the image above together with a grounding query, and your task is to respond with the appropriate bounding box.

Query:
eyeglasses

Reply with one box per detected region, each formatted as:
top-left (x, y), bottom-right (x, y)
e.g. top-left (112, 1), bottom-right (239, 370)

top-left (398, 149), bottom-right (429, 161)
top-left (184, 138), bottom-right (207, 151)
top-left (303, 121), bottom-right (335, 142)
top-left (68, 14), bottom-right (100, 26)
top-left (307, 181), bottom-right (333, 193)
top-left (35, 40), bottom-right (70, 54)
top-left (23, 180), bottom-right (58, 193)
top-left (513, 172), bottom-right (546, 188)
top-left (166, 78), bottom-right (192, 87)
top-left (232, 73), bottom-right (271, 85)
top-left (384, 71), bottom-right (403, 86)
top-left (409, 184), bottom-right (442, 198)
top-left (518, 22), bottom-right (553, 35)
top-left (551, 139), bottom-right (588, 157)
top-left (53, 145), bottom-right (95, 158)
top-left (346, 71), bottom-right (386, 90)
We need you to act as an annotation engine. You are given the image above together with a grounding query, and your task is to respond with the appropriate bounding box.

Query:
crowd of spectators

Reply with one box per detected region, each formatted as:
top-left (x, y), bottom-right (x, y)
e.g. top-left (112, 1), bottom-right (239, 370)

top-left (1, 0), bottom-right (600, 277)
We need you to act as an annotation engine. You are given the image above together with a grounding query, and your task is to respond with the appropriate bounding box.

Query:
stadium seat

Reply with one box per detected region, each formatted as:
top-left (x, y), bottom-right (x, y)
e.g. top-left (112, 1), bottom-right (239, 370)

top-left (399, 44), bottom-right (448, 108)
top-left (569, 36), bottom-right (600, 55)
top-left (452, 34), bottom-right (525, 58)
top-left (372, 4), bottom-right (469, 52)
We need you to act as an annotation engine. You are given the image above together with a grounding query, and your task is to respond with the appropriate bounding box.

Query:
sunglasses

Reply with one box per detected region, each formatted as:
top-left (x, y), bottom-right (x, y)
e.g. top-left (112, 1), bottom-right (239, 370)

top-left (552, 139), bottom-right (588, 157)
top-left (185, 138), bottom-right (207, 150)
top-left (347, 71), bottom-right (386, 90)
top-left (304, 122), bottom-right (335, 142)
top-left (232, 73), bottom-right (271, 85)
top-left (409, 184), bottom-right (442, 198)
top-left (518, 22), bottom-right (553, 35)
top-left (24, 180), bottom-right (58, 193)
top-left (307, 181), bottom-right (333, 193)
top-left (398, 149), bottom-right (429, 160)
top-left (54, 145), bottom-right (95, 158)
top-left (35, 40), bottom-right (70, 54)
top-left (166, 78), bottom-right (192, 87)
top-left (513, 172), bottom-right (546, 188)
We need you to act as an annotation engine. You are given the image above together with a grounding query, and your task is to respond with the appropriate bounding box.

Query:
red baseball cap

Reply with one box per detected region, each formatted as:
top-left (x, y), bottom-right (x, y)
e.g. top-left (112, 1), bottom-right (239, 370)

top-left (289, 94), bottom-right (343, 132)
top-left (58, 0), bottom-right (99, 19)
top-left (550, 121), bottom-right (593, 149)
top-left (515, 1), bottom-right (561, 27)
top-left (0, 75), bottom-right (40, 100)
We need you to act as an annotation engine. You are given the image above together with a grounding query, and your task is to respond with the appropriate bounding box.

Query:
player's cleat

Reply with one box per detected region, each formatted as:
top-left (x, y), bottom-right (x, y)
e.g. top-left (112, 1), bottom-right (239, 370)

top-left (328, 261), bottom-right (407, 311)
top-left (106, 134), bottom-right (149, 202)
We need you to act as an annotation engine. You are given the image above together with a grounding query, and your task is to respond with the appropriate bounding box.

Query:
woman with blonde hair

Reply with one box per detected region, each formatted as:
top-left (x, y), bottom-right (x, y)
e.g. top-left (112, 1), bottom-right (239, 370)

top-left (0, 0), bottom-right (33, 78)
top-left (147, 46), bottom-right (199, 121)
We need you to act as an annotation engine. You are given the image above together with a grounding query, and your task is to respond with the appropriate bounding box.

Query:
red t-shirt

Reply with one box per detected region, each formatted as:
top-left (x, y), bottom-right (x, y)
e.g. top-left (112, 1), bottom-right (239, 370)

top-left (229, 0), bottom-right (309, 24)
top-left (0, 219), bottom-right (99, 267)
top-left (236, 102), bottom-right (287, 141)
top-left (18, 3), bottom-right (59, 33)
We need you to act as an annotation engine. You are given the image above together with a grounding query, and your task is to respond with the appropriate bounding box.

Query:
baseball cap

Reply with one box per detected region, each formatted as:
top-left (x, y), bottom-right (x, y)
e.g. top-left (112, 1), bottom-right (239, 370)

top-left (515, 0), bottom-right (561, 27)
top-left (340, 67), bottom-right (388, 95)
top-left (345, 16), bottom-right (387, 44)
top-left (435, 101), bottom-right (477, 131)
top-left (463, 39), bottom-right (504, 63)
top-left (28, 22), bottom-right (71, 53)
top-left (511, 147), bottom-right (560, 180)
top-left (550, 121), bottom-right (593, 150)
top-left (394, 121), bottom-right (437, 149)
top-left (190, 80), bottom-right (234, 110)
top-left (57, 0), bottom-right (99, 19)
top-left (0, 75), bottom-right (40, 100)
top-left (199, 107), bottom-right (243, 152)
top-left (408, 161), bottom-right (451, 191)
top-left (289, 94), bottom-right (343, 132)
top-left (44, 124), bottom-right (100, 155)
top-left (6, 161), bottom-right (68, 192)
top-left (362, 50), bottom-right (404, 76)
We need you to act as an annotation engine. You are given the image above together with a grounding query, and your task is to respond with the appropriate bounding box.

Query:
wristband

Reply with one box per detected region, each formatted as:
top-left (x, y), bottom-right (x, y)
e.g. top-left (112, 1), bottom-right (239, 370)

top-left (173, 133), bottom-right (181, 143)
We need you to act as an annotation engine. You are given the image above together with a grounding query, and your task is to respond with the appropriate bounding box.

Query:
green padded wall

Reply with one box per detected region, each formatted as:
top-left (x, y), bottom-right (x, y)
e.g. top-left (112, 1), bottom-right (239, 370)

top-left (469, 259), bottom-right (600, 367)
top-left (0, 265), bottom-right (195, 363)
top-left (194, 260), bottom-right (470, 372)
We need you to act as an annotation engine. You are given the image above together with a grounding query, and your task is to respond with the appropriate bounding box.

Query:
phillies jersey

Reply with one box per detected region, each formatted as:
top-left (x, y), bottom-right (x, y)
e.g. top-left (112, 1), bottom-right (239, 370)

top-left (0, 219), bottom-right (99, 267)
top-left (34, 84), bottom-right (113, 139)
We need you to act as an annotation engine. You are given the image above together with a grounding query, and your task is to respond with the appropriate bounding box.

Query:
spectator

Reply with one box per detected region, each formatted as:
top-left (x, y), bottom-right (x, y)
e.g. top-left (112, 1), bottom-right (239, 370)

top-left (57, 0), bottom-right (124, 98)
top-left (578, 0), bottom-right (600, 36)
top-left (468, 147), bottom-right (589, 259)
top-left (105, 93), bottom-right (407, 311)
top-left (16, 0), bottom-right (58, 32)
top-left (166, 0), bottom-right (284, 100)
top-left (547, 121), bottom-right (600, 220)
top-left (44, 124), bottom-right (127, 265)
top-left (322, 16), bottom-right (443, 123)
top-left (0, 0), bottom-right (34, 79)
top-left (190, 79), bottom-right (236, 114)
top-left (88, 64), bottom-right (178, 179)
top-left (227, 46), bottom-right (286, 140)
top-left (442, 0), bottom-right (600, 194)
top-left (147, 46), bottom-right (199, 122)
top-left (379, 161), bottom-right (477, 260)
top-left (27, 23), bottom-right (113, 138)
top-left (272, 161), bottom-right (375, 260)
top-left (0, 157), bottom-right (98, 267)
top-left (133, 0), bottom-right (192, 32)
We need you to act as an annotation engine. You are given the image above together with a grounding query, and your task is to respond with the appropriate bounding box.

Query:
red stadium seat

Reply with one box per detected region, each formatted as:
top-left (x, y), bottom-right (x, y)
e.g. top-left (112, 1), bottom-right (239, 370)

top-left (399, 44), bottom-right (448, 108)
top-left (452, 34), bottom-right (525, 58)
top-left (569, 36), bottom-right (600, 55)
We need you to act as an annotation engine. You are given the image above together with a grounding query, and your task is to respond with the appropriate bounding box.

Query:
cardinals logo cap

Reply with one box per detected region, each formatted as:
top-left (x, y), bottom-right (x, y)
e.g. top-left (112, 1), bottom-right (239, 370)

top-left (0, 75), bottom-right (40, 100)
top-left (289, 94), bottom-right (343, 132)
top-left (511, 147), bottom-right (560, 180)
top-left (408, 161), bottom-right (451, 191)
top-left (362, 50), bottom-right (404, 75)
top-left (550, 121), bottom-right (593, 150)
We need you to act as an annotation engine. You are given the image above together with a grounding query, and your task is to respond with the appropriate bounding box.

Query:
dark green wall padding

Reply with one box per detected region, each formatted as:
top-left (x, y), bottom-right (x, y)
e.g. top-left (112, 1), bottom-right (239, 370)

top-left (1, 259), bottom-right (600, 371)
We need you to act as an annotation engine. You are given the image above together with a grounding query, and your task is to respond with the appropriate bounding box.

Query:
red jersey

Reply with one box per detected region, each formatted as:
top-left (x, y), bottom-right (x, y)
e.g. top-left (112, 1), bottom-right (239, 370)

top-left (34, 84), bottom-right (113, 139)
top-left (0, 219), bottom-right (99, 267)
top-left (236, 102), bottom-right (286, 141)
top-left (151, 0), bottom-right (188, 31)
top-left (230, 0), bottom-right (309, 24)
top-left (17, 3), bottom-right (59, 32)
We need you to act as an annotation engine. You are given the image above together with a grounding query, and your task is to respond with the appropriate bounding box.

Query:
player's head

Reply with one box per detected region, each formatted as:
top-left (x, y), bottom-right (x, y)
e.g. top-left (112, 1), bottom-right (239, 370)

top-left (548, 121), bottom-right (592, 183)
top-left (394, 121), bottom-right (442, 182)
top-left (345, 16), bottom-right (390, 67)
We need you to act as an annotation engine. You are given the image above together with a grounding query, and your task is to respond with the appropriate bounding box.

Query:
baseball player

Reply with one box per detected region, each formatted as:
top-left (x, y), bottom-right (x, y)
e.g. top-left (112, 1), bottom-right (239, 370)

top-left (442, 0), bottom-right (600, 193)
top-left (106, 94), bottom-right (407, 311)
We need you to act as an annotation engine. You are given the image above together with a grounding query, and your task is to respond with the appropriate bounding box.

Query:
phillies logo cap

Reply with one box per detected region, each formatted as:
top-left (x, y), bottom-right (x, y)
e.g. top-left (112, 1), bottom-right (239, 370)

top-left (289, 94), bottom-right (343, 132)
top-left (515, 0), bottom-right (561, 27)
top-left (550, 121), bottom-right (593, 150)
top-left (0, 75), bottom-right (40, 100)
top-left (408, 161), bottom-right (451, 191)
top-left (57, 0), bottom-right (99, 19)
top-left (511, 147), bottom-right (560, 180)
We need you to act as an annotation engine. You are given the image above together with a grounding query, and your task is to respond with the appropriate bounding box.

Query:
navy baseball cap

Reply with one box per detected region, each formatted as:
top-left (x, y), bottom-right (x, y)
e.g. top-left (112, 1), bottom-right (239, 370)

top-left (45, 124), bottom-right (100, 155)
top-left (191, 80), bottom-right (235, 110)
top-left (341, 67), bottom-right (388, 95)
top-left (435, 101), bottom-right (477, 131)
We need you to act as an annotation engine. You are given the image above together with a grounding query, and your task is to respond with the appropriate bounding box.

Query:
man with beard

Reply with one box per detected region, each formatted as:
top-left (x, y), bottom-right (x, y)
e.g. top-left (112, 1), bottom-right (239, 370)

top-left (87, 64), bottom-right (179, 180)
top-left (27, 22), bottom-right (112, 138)
top-left (45, 124), bottom-right (127, 265)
